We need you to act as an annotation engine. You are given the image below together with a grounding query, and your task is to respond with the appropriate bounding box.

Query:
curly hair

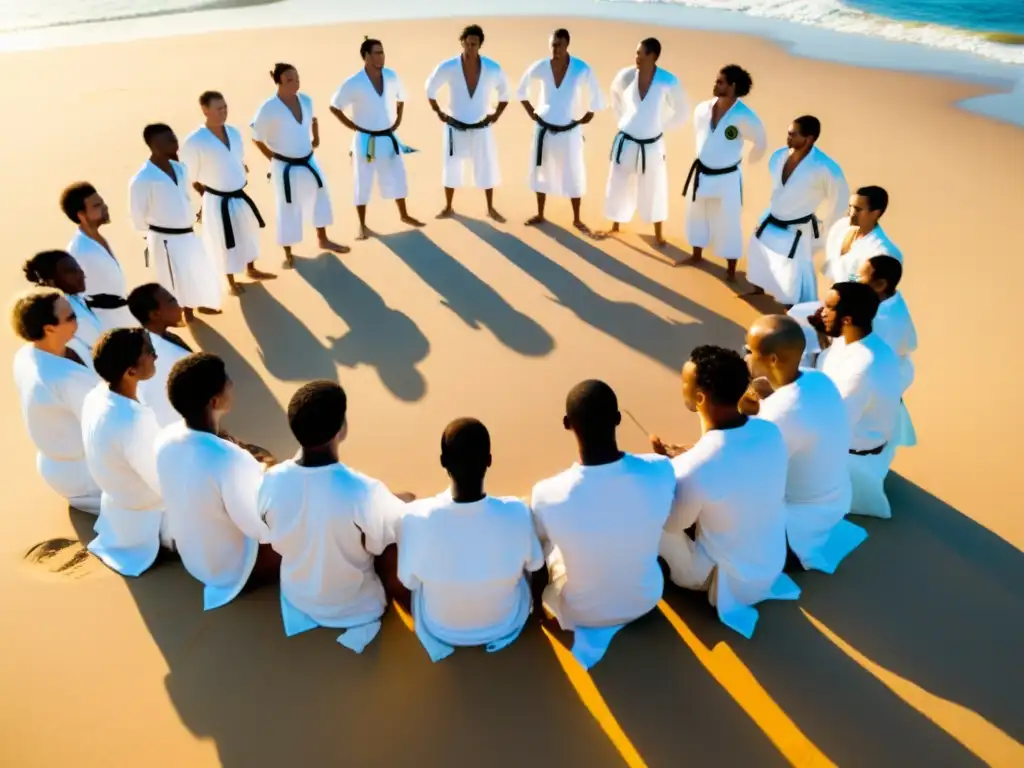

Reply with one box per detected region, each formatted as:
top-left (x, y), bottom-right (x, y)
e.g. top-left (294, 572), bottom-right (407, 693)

top-left (720, 64), bottom-right (753, 97)
top-left (688, 345), bottom-right (751, 407)
top-left (288, 380), bottom-right (347, 447)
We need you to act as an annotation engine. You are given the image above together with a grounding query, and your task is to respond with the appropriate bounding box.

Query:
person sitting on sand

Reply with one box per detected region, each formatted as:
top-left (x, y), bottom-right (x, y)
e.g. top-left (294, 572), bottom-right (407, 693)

top-left (10, 286), bottom-right (102, 514)
top-left (398, 418), bottom-right (544, 662)
top-left (155, 352), bottom-right (278, 610)
top-left (653, 345), bottom-right (798, 639)
top-left (258, 380), bottom-right (414, 653)
top-left (128, 283), bottom-right (192, 428)
top-left (531, 380), bottom-right (676, 669)
top-left (83, 328), bottom-right (170, 578)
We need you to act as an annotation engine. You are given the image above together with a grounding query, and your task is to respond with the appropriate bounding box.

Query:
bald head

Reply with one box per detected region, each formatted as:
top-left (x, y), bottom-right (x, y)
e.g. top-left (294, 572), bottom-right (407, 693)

top-left (746, 315), bottom-right (806, 384)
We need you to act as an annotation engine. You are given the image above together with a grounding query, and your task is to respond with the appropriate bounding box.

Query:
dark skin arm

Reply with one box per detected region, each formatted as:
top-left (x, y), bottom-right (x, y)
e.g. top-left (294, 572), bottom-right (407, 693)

top-left (428, 98), bottom-right (453, 124)
top-left (520, 100), bottom-right (593, 127)
top-left (311, 117), bottom-right (320, 149)
top-left (330, 105), bottom-right (360, 132)
top-left (252, 139), bottom-right (274, 161)
top-left (488, 101), bottom-right (509, 125)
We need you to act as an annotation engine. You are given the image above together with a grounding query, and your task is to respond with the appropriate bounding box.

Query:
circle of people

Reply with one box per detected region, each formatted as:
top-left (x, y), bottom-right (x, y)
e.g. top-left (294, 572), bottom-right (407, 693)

top-left (11, 25), bottom-right (917, 666)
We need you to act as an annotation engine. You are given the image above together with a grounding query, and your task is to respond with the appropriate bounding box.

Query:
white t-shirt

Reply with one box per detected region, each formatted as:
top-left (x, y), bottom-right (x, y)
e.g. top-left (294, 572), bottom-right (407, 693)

top-left (156, 423), bottom-right (268, 607)
top-left (531, 453), bottom-right (676, 627)
top-left (258, 461), bottom-right (407, 627)
top-left (399, 490), bottom-right (543, 646)
top-left (668, 419), bottom-right (788, 589)
top-left (819, 332), bottom-right (902, 451)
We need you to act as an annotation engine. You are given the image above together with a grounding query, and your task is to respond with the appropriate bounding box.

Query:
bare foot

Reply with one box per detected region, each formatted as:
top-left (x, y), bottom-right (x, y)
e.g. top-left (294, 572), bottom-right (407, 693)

top-left (674, 253), bottom-right (702, 269)
top-left (572, 220), bottom-right (592, 236)
top-left (319, 238), bottom-right (351, 254)
top-left (654, 238), bottom-right (668, 249)
top-left (197, 306), bottom-right (223, 315)
top-left (282, 253), bottom-right (295, 270)
top-left (246, 266), bottom-right (277, 280)
top-left (487, 208), bottom-right (507, 224)
top-left (401, 215), bottom-right (426, 228)
top-left (228, 283), bottom-right (245, 296)
top-left (525, 215), bottom-right (546, 226)
top-left (183, 307), bottom-right (195, 323)
top-left (435, 207), bottom-right (454, 219)
top-left (355, 226), bottom-right (372, 241)
top-left (596, 223), bottom-right (621, 238)
top-left (741, 286), bottom-right (765, 297)
top-left (725, 271), bottom-right (738, 284)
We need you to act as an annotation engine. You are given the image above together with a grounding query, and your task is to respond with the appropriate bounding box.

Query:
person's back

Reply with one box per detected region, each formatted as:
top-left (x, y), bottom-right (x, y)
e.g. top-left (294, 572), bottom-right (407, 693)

top-left (262, 460), bottom-right (402, 625)
top-left (759, 370), bottom-right (850, 506)
top-left (532, 451), bottom-right (675, 627)
top-left (401, 490), bottom-right (542, 645)
top-left (674, 418), bottom-right (787, 591)
top-left (821, 332), bottom-right (901, 450)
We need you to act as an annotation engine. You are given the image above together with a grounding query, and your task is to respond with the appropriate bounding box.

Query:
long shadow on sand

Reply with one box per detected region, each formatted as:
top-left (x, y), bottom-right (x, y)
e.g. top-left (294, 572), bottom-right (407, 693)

top-left (378, 230), bottom-right (555, 358)
top-left (67, 467), bottom-right (1022, 766)
top-left (458, 218), bottom-right (746, 372)
top-left (292, 252), bottom-right (429, 403)
top-left (189, 317), bottom-right (294, 462)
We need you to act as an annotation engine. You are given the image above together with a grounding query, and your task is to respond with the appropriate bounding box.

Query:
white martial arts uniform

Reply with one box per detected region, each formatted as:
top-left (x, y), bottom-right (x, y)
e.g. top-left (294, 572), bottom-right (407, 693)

top-left (156, 422), bottom-right (269, 610)
top-left (82, 387), bottom-right (169, 577)
top-left (137, 333), bottom-right (192, 428)
top-left (746, 146), bottom-right (849, 305)
top-left (820, 333), bottom-right (903, 519)
top-left (250, 93), bottom-right (334, 247)
top-left (65, 293), bottom-right (105, 370)
top-left (821, 220), bottom-right (903, 284)
top-left (758, 371), bottom-right (866, 574)
top-left (129, 160), bottom-right (223, 310)
top-left (425, 56), bottom-right (510, 189)
top-left (258, 461), bottom-right (407, 642)
top-left (531, 453), bottom-right (676, 668)
top-left (13, 345), bottom-right (101, 513)
top-left (398, 490), bottom-right (544, 661)
top-left (660, 419), bottom-right (800, 638)
top-left (331, 68), bottom-right (410, 206)
top-left (516, 56), bottom-right (606, 198)
top-left (684, 98), bottom-right (766, 261)
top-left (179, 124), bottom-right (263, 275)
top-left (66, 229), bottom-right (136, 329)
top-left (604, 66), bottom-right (688, 225)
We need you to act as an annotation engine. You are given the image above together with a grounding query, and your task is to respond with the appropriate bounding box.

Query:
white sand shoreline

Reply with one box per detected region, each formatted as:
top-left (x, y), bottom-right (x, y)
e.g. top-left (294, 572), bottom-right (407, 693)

top-left (5, 0), bottom-right (1023, 126)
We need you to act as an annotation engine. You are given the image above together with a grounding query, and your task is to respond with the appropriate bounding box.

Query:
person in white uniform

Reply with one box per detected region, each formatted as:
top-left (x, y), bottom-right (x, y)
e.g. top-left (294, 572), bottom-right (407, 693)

top-left (653, 347), bottom-right (799, 639)
top-left (600, 37), bottom-right (689, 248)
top-left (129, 123), bottom-right (224, 320)
top-left (745, 115), bottom-right (849, 306)
top-left (399, 418), bottom-right (544, 662)
top-left (741, 316), bottom-right (867, 574)
top-left (517, 28), bottom-right (606, 233)
top-left (250, 62), bottom-right (349, 267)
top-left (683, 65), bottom-right (767, 282)
top-left (330, 37), bottom-right (425, 241)
top-left (60, 182), bottom-right (136, 328)
top-left (818, 282), bottom-right (903, 519)
top-left (180, 90), bottom-right (274, 296)
top-left (821, 185), bottom-right (902, 284)
top-left (82, 328), bottom-right (170, 577)
top-left (426, 24), bottom-right (511, 222)
top-left (10, 287), bottom-right (102, 513)
top-left (156, 352), bottom-right (279, 609)
top-left (127, 283), bottom-right (192, 428)
top-left (22, 250), bottom-right (106, 369)
top-left (259, 381), bottom-right (415, 651)
top-left (531, 380), bottom-right (676, 669)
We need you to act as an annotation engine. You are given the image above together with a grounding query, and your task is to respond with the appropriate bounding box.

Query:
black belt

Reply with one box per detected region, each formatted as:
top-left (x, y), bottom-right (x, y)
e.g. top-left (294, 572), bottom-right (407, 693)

top-left (682, 158), bottom-right (740, 201)
top-left (270, 152), bottom-right (323, 204)
top-left (533, 116), bottom-right (579, 167)
top-left (354, 125), bottom-right (400, 161)
top-left (148, 225), bottom-right (194, 235)
top-left (445, 115), bottom-right (490, 157)
top-left (611, 131), bottom-right (663, 174)
top-left (755, 213), bottom-right (820, 259)
top-left (850, 443), bottom-right (887, 456)
top-left (203, 186), bottom-right (266, 250)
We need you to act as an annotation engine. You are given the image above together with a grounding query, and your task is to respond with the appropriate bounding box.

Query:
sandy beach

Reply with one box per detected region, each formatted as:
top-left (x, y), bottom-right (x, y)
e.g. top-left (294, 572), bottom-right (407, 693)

top-left (1, 14), bottom-right (1022, 767)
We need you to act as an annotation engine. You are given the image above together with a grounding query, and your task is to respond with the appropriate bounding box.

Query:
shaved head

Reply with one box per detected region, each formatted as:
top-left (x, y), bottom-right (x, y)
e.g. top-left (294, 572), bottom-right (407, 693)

top-left (746, 315), bottom-right (805, 385)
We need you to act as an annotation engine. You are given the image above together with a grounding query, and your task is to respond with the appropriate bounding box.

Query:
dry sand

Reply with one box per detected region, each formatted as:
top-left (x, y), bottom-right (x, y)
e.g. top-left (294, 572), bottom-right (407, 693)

top-left (1, 16), bottom-right (1021, 767)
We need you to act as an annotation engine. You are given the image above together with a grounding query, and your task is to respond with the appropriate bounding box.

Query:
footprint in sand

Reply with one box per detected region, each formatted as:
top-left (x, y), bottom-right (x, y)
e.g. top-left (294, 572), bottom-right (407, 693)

top-left (23, 538), bottom-right (98, 579)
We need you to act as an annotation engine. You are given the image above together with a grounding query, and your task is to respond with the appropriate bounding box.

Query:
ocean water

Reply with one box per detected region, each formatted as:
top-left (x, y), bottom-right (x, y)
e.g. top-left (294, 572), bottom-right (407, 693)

top-left (0, 0), bottom-right (275, 33)
top-left (613, 0), bottom-right (1024, 64)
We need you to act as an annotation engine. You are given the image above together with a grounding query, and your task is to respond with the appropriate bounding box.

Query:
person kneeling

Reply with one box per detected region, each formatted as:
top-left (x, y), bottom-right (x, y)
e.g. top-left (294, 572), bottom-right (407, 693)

top-left (399, 418), bottom-right (544, 662)
top-left (258, 381), bottom-right (414, 653)
top-left (653, 345), bottom-right (799, 639)
top-left (83, 328), bottom-right (170, 577)
top-left (155, 352), bottom-right (277, 610)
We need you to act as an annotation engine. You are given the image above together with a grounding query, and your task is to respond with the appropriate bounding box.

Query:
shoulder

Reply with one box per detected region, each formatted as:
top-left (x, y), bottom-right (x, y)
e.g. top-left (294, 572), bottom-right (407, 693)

top-left (481, 55), bottom-right (504, 72)
top-left (748, 416), bottom-right (786, 447)
top-left (624, 451), bottom-right (675, 478)
top-left (694, 98), bottom-right (714, 113)
top-left (488, 495), bottom-right (532, 518)
top-left (252, 96), bottom-right (277, 116)
top-left (769, 147), bottom-right (788, 163)
top-left (656, 67), bottom-right (680, 86)
top-left (181, 126), bottom-right (204, 145)
top-left (813, 147), bottom-right (844, 174)
top-left (531, 465), bottom-right (581, 507)
top-left (129, 162), bottom-right (151, 184)
top-left (383, 67), bottom-right (402, 81)
top-left (613, 66), bottom-right (634, 83)
top-left (299, 91), bottom-right (314, 106)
